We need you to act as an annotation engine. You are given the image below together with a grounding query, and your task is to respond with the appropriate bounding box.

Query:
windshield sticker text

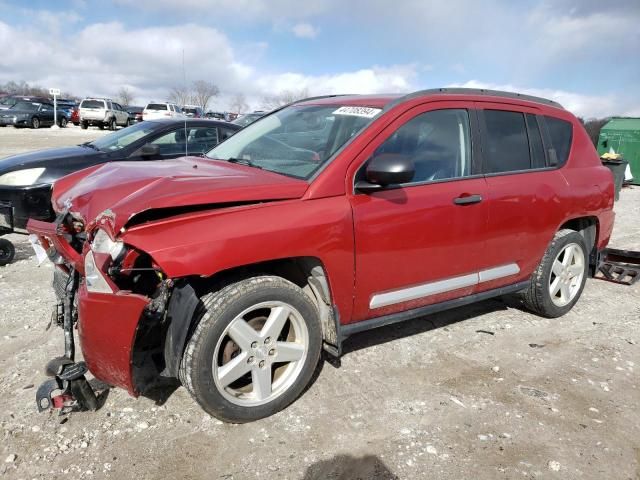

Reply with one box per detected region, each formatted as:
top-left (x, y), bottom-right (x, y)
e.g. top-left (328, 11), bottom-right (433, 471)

top-left (332, 106), bottom-right (382, 118)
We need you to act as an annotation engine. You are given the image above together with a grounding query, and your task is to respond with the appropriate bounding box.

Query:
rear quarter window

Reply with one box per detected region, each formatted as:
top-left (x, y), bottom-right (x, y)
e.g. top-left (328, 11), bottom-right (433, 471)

top-left (544, 116), bottom-right (573, 166)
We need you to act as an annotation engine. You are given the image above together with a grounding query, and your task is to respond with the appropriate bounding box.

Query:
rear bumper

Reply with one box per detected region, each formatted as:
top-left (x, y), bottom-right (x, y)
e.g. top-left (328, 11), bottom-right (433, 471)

top-left (77, 283), bottom-right (149, 395)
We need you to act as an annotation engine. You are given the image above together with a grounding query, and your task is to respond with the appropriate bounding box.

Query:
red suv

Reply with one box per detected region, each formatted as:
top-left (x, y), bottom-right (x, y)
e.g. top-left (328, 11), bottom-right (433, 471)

top-left (28, 89), bottom-right (614, 423)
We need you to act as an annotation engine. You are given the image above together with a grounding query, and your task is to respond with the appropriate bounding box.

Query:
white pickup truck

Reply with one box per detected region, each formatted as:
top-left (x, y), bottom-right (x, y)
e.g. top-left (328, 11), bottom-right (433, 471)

top-left (79, 98), bottom-right (130, 130)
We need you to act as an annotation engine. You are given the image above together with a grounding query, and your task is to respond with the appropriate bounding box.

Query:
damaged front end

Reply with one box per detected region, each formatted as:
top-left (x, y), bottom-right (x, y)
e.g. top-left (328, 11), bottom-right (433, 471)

top-left (28, 208), bottom-right (177, 414)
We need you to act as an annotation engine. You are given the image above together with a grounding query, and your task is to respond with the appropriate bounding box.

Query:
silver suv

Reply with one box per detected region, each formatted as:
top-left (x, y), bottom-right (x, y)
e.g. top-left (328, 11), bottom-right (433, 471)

top-left (79, 98), bottom-right (130, 130)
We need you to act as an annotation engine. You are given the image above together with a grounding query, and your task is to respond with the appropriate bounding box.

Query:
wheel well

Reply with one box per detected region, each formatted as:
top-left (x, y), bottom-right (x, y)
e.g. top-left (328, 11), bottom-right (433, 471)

top-left (559, 216), bottom-right (599, 268)
top-left (188, 257), bottom-right (341, 354)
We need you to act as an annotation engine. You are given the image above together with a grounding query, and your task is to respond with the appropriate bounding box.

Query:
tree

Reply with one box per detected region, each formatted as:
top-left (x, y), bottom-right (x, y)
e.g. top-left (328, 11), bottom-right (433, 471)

top-left (168, 85), bottom-right (192, 107)
top-left (261, 88), bottom-right (310, 110)
top-left (583, 118), bottom-right (610, 147)
top-left (116, 87), bottom-right (134, 106)
top-left (228, 93), bottom-right (249, 114)
top-left (191, 80), bottom-right (219, 111)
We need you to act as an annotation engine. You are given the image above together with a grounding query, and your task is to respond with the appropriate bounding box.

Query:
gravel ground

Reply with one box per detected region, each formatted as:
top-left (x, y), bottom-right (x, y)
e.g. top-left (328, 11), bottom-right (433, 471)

top-left (0, 126), bottom-right (638, 479)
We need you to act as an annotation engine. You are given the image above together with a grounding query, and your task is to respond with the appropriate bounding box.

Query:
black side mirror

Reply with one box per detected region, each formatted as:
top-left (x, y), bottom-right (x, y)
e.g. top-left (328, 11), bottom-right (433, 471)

top-left (140, 144), bottom-right (160, 158)
top-left (356, 153), bottom-right (415, 192)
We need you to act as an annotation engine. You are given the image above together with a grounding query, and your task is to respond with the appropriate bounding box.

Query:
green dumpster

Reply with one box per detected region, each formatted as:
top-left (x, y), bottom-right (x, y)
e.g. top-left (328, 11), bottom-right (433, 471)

top-left (597, 118), bottom-right (640, 185)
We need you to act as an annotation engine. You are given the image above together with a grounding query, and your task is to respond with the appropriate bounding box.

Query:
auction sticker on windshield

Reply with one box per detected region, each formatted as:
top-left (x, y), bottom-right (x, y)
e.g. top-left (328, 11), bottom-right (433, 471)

top-left (332, 106), bottom-right (381, 118)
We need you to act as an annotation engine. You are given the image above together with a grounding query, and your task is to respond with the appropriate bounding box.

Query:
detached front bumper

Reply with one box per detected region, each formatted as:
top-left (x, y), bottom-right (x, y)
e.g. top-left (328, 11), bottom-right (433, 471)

top-left (28, 217), bottom-right (152, 397)
top-left (77, 284), bottom-right (149, 395)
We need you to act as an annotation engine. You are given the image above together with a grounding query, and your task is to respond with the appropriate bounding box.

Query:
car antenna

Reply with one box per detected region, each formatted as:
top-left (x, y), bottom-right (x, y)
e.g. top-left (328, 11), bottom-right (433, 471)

top-left (182, 48), bottom-right (188, 159)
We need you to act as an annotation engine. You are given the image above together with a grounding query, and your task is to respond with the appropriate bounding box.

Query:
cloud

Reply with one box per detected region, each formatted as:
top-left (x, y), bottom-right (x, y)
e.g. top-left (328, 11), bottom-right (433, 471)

top-left (291, 23), bottom-right (319, 39)
top-left (113, 0), bottom-right (336, 22)
top-left (0, 20), bottom-right (416, 109)
top-left (447, 80), bottom-right (627, 119)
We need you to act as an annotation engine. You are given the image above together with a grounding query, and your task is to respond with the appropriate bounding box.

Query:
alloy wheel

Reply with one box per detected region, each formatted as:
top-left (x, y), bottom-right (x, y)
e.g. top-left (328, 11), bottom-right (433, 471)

top-left (212, 301), bottom-right (309, 407)
top-left (548, 242), bottom-right (585, 307)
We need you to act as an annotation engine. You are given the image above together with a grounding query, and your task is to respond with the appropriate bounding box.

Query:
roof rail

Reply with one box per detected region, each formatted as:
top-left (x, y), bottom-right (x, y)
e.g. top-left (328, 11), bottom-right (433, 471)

top-left (386, 88), bottom-right (563, 111)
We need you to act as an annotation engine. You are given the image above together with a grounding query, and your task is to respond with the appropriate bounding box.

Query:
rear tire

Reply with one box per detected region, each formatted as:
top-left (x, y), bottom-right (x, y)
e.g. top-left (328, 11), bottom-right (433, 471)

top-left (0, 239), bottom-right (16, 266)
top-left (522, 229), bottom-right (588, 318)
top-left (81, 121), bottom-right (88, 129)
top-left (180, 276), bottom-right (322, 423)
top-left (98, 123), bottom-right (104, 130)
top-left (109, 118), bottom-right (117, 131)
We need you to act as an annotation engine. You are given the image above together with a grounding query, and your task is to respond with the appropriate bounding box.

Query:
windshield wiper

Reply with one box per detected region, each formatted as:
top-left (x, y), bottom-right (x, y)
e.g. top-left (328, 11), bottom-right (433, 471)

top-left (80, 142), bottom-right (100, 151)
top-left (226, 157), bottom-right (263, 169)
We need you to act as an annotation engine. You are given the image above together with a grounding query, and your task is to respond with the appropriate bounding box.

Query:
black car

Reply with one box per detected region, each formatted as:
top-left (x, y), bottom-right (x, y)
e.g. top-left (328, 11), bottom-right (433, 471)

top-left (0, 119), bottom-right (240, 264)
top-left (0, 101), bottom-right (69, 129)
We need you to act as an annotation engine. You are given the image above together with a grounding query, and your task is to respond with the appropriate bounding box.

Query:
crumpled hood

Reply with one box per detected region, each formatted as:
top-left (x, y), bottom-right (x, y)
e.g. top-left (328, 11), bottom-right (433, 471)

top-left (52, 156), bottom-right (309, 232)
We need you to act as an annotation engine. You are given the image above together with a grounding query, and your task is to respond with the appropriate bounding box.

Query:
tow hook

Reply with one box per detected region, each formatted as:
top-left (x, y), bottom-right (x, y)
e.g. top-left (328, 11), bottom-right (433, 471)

top-left (36, 358), bottom-right (98, 413)
top-left (35, 267), bottom-right (98, 414)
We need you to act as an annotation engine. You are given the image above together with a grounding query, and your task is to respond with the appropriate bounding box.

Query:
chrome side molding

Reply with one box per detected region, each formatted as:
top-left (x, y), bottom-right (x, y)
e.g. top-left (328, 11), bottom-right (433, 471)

top-left (369, 263), bottom-right (520, 309)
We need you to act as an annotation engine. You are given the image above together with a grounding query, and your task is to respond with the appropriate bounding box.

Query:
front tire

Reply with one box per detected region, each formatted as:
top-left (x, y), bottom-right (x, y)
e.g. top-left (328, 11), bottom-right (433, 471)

top-left (523, 229), bottom-right (588, 318)
top-left (180, 276), bottom-right (322, 423)
top-left (59, 117), bottom-right (68, 128)
top-left (31, 117), bottom-right (40, 129)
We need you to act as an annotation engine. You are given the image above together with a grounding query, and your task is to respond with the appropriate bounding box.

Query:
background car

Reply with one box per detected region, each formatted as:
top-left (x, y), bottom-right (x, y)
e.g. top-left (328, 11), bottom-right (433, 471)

top-left (183, 105), bottom-right (204, 118)
top-left (0, 118), bottom-right (240, 259)
top-left (204, 111), bottom-right (226, 120)
top-left (143, 102), bottom-right (185, 120)
top-left (0, 101), bottom-right (68, 128)
top-left (231, 111), bottom-right (266, 127)
top-left (125, 105), bottom-right (144, 123)
top-left (56, 99), bottom-right (78, 119)
top-left (79, 98), bottom-right (130, 130)
top-left (0, 95), bottom-right (50, 110)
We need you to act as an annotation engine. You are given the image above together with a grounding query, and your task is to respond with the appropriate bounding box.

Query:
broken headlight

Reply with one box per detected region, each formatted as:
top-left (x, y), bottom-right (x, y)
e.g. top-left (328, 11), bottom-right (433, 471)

top-left (91, 228), bottom-right (124, 260)
top-left (84, 250), bottom-right (113, 294)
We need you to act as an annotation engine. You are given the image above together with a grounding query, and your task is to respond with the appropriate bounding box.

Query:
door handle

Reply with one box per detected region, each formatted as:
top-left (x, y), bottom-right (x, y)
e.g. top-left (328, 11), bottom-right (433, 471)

top-left (453, 194), bottom-right (483, 205)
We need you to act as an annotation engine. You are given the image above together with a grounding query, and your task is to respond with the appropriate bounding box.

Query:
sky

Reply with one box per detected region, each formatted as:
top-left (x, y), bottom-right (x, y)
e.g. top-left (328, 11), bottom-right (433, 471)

top-left (0, 0), bottom-right (638, 117)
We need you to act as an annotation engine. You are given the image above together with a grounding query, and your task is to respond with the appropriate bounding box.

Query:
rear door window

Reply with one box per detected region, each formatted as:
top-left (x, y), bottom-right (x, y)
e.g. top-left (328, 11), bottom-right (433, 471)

top-left (482, 110), bottom-right (531, 173)
top-left (544, 116), bottom-right (573, 166)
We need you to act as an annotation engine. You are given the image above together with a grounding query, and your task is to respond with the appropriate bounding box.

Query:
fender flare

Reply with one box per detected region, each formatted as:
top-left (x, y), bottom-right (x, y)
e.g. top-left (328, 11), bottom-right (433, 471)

top-left (162, 281), bottom-right (201, 378)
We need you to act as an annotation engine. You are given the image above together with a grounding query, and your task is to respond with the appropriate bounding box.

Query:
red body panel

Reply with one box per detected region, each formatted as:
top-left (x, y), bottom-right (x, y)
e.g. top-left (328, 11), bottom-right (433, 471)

top-left (77, 284), bottom-right (149, 394)
top-left (27, 91), bottom-right (616, 396)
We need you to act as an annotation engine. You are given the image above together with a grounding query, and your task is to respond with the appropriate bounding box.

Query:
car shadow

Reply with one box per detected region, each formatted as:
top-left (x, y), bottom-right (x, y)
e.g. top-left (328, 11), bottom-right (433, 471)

top-left (301, 454), bottom-right (398, 480)
top-left (341, 294), bottom-right (523, 356)
top-left (8, 237), bottom-right (34, 263)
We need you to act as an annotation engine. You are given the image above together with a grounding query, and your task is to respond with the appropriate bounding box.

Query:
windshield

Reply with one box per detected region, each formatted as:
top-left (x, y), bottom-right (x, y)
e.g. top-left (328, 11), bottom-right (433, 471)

top-left (12, 102), bottom-right (40, 111)
top-left (232, 114), bottom-right (262, 127)
top-left (89, 122), bottom-right (159, 152)
top-left (206, 104), bottom-right (380, 179)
